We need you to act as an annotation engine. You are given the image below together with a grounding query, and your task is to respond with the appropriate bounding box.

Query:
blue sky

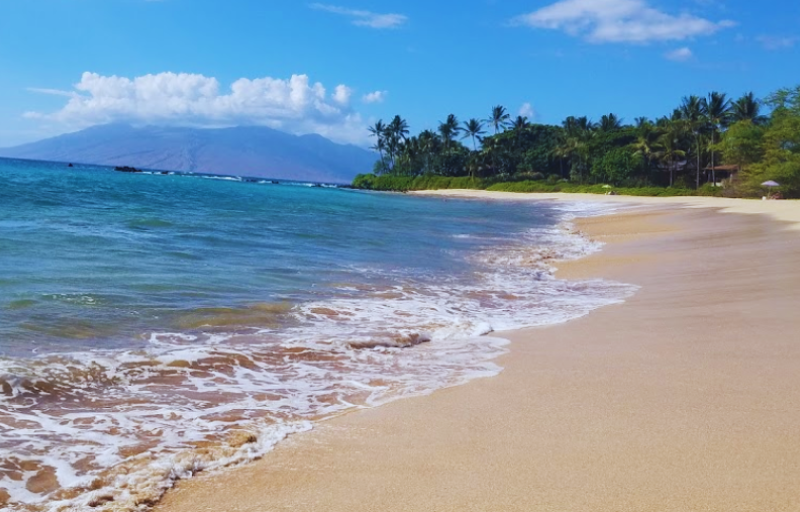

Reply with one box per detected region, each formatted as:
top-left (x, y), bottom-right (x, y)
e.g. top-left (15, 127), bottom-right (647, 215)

top-left (0, 0), bottom-right (798, 147)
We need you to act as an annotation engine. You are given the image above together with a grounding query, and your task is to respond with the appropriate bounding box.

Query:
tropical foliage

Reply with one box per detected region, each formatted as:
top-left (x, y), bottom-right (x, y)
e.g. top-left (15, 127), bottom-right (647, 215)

top-left (356, 84), bottom-right (800, 198)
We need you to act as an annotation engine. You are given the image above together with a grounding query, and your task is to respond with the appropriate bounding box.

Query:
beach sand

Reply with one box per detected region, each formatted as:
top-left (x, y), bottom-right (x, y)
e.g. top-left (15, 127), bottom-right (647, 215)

top-left (157, 193), bottom-right (800, 512)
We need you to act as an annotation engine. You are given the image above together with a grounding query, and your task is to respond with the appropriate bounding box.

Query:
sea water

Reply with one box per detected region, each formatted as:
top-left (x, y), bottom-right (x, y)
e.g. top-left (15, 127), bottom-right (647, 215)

top-left (0, 158), bottom-right (636, 511)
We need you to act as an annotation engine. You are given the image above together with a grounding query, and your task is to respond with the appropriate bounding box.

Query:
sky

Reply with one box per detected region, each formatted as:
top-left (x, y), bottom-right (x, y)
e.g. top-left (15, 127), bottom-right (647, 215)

top-left (0, 0), bottom-right (798, 148)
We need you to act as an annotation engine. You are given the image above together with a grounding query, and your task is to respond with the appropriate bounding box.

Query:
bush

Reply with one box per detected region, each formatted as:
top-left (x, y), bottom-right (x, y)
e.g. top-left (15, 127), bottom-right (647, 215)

top-left (486, 181), bottom-right (697, 197)
top-left (351, 174), bottom-right (486, 192)
top-left (353, 174), bottom-right (702, 198)
top-left (695, 183), bottom-right (724, 197)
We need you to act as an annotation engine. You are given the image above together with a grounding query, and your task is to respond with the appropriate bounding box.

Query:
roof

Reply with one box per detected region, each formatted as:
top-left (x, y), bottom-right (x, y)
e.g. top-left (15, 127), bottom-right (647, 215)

top-left (703, 165), bottom-right (740, 172)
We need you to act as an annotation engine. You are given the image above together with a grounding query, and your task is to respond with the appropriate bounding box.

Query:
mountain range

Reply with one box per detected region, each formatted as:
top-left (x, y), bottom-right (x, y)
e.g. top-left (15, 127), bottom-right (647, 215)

top-left (0, 124), bottom-right (376, 183)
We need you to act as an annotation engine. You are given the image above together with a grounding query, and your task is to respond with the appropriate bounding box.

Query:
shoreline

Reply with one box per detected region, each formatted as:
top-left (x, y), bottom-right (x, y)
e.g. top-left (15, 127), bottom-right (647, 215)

top-left (413, 189), bottom-right (800, 229)
top-left (157, 194), bottom-right (800, 512)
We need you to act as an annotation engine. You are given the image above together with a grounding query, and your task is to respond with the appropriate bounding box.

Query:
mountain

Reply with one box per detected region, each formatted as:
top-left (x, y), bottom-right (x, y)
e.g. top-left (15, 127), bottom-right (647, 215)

top-left (0, 124), bottom-right (376, 183)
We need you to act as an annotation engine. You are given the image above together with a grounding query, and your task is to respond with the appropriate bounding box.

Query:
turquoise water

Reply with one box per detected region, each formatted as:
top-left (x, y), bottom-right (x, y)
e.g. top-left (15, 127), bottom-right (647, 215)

top-left (0, 158), bottom-right (556, 356)
top-left (0, 157), bottom-right (635, 511)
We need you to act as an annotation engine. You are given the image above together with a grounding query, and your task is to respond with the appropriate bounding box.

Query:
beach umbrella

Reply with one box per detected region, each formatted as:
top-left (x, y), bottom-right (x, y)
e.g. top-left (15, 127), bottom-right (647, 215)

top-left (761, 180), bottom-right (780, 199)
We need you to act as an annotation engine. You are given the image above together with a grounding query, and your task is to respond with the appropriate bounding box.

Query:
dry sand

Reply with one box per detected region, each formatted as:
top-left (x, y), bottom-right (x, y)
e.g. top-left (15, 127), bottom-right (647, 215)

top-left (157, 193), bottom-right (800, 512)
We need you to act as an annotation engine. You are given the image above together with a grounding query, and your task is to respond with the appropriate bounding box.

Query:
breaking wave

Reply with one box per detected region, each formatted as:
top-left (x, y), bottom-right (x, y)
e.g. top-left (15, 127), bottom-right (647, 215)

top-left (0, 203), bottom-right (637, 511)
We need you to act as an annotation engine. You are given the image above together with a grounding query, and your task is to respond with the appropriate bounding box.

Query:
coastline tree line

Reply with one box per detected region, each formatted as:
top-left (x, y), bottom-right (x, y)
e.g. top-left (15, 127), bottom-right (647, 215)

top-left (353, 84), bottom-right (800, 198)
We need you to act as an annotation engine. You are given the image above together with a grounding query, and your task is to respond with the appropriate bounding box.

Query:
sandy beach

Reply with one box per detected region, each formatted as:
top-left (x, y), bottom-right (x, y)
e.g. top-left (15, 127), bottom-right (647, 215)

top-left (156, 192), bottom-right (800, 512)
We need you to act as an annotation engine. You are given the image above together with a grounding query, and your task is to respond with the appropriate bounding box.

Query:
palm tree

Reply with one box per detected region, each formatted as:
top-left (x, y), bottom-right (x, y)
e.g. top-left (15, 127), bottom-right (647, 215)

top-left (382, 115), bottom-right (410, 171)
top-left (371, 138), bottom-right (388, 174)
top-left (417, 130), bottom-right (438, 174)
top-left (560, 116), bottom-right (595, 183)
top-left (551, 130), bottom-right (571, 178)
top-left (388, 115), bottom-right (409, 142)
top-left (481, 136), bottom-right (504, 177)
top-left (631, 121), bottom-right (663, 179)
top-left (462, 118), bottom-right (485, 151)
top-left (657, 119), bottom-right (687, 186)
top-left (599, 113), bottom-right (623, 132)
top-left (731, 92), bottom-right (766, 125)
top-left (680, 95), bottom-right (706, 188)
top-left (385, 131), bottom-right (399, 170)
top-left (511, 116), bottom-right (529, 131)
top-left (368, 120), bottom-right (388, 173)
top-left (702, 92), bottom-right (731, 184)
top-left (488, 105), bottom-right (511, 134)
top-left (438, 114), bottom-right (460, 151)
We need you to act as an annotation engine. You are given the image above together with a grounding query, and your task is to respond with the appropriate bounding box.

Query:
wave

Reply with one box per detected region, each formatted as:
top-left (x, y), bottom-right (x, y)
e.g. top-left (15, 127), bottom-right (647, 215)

top-left (0, 204), bottom-right (637, 511)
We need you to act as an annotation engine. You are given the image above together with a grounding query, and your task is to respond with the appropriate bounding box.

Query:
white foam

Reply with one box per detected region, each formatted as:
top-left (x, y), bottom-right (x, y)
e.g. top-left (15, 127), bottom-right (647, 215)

top-left (0, 202), bottom-right (637, 512)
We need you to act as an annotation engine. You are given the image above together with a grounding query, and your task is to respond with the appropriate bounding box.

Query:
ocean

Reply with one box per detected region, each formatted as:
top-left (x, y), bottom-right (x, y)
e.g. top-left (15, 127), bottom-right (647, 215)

top-left (0, 158), bottom-right (636, 511)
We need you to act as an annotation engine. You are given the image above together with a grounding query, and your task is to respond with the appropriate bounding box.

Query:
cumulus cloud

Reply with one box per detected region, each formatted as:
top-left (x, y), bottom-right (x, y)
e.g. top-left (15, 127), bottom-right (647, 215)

top-left (665, 47), bottom-right (693, 61)
top-left (333, 84), bottom-right (353, 104)
top-left (518, 102), bottom-right (537, 119)
top-left (514, 0), bottom-right (735, 43)
top-left (25, 72), bottom-right (375, 145)
top-left (362, 90), bottom-right (387, 104)
top-left (310, 3), bottom-right (407, 29)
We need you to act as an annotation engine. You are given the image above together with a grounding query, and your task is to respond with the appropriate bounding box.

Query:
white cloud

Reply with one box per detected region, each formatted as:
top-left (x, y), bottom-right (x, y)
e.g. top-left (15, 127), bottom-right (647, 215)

top-left (310, 3), bottom-right (407, 29)
top-left (25, 72), bottom-right (373, 145)
top-left (514, 0), bottom-right (735, 43)
top-left (333, 84), bottom-right (353, 104)
top-left (665, 47), bottom-right (693, 61)
top-left (27, 87), bottom-right (78, 98)
top-left (757, 35), bottom-right (797, 50)
top-left (518, 102), bottom-right (536, 119)
top-left (362, 90), bottom-right (387, 104)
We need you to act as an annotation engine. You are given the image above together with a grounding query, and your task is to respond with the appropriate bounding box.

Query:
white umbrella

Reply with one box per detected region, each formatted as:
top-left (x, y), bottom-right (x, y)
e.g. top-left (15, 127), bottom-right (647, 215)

top-left (762, 180), bottom-right (780, 199)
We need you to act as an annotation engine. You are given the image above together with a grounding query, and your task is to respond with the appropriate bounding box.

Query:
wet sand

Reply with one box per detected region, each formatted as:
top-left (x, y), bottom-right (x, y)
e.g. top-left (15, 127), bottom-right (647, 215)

top-left (157, 193), bottom-right (800, 512)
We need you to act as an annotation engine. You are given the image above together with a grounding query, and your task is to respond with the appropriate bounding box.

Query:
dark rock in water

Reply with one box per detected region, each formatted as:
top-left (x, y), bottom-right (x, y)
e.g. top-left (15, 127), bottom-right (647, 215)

top-left (67, 163), bottom-right (74, 168)
top-left (160, 171), bottom-right (169, 175)
top-left (114, 165), bottom-right (142, 173)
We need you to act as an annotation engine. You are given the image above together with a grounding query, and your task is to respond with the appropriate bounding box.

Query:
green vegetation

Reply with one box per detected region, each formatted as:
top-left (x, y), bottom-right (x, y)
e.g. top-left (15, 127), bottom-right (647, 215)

top-left (354, 85), bottom-right (800, 198)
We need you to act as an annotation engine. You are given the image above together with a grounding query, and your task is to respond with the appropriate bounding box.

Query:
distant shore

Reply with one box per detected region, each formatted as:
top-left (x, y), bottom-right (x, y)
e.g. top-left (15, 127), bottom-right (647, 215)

top-left (157, 193), bottom-right (800, 512)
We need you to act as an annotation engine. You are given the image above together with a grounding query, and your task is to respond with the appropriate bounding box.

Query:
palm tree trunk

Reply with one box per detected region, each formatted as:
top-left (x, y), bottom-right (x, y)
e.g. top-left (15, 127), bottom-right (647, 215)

top-left (670, 159), bottom-right (674, 187)
top-left (696, 135), bottom-right (701, 189)
top-left (378, 149), bottom-right (387, 174)
top-left (711, 130), bottom-right (716, 185)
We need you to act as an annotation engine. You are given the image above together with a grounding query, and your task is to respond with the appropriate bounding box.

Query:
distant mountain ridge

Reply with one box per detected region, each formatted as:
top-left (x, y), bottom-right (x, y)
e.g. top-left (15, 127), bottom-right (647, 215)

top-left (0, 124), bottom-right (375, 183)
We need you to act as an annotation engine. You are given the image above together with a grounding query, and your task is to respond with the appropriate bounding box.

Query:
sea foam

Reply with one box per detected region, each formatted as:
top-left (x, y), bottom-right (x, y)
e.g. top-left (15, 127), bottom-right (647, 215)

top-left (0, 202), bottom-right (637, 512)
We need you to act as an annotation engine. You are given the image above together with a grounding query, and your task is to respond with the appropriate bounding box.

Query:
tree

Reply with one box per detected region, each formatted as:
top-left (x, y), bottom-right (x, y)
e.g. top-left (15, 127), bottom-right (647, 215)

top-left (368, 120), bottom-right (388, 174)
top-left (488, 105), bottom-right (511, 134)
top-left (680, 95), bottom-right (707, 188)
top-left (599, 113), bottom-right (623, 132)
top-left (418, 130), bottom-right (439, 174)
top-left (716, 120), bottom-right (765, 173)
top-left (462, 118), bottom-right (485, 151)
top-left (658, 120), bottom-right (687, 187)
top-left (749, 87), bottom-right (800, 197)
top-left (388, 115), bottom-right (410, 142)
top-left (631, 120), bottom-right (663, 179)
top-left (355, 83), bottom-right (800, 197)
top-left (439, 114), bottom-right (461, 152)
top-left (702, 92), bottom-right (731, 184)
top-left (511, 116), bottom-right (529, 131)
top-left (731, 92), bottom-right (766, 125)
